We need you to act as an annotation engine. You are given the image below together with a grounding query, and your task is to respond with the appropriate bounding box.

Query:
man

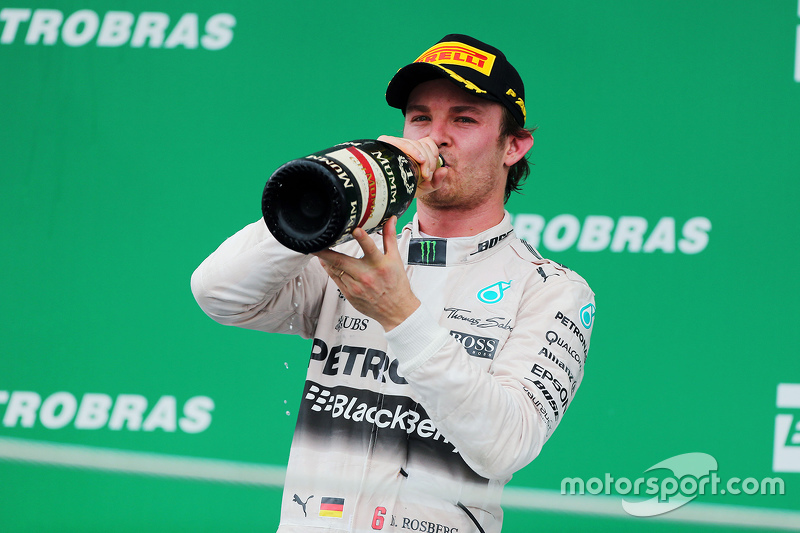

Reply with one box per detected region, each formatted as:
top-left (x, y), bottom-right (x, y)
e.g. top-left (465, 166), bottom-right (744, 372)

top-left (192, 34), bottom-right (595, 533)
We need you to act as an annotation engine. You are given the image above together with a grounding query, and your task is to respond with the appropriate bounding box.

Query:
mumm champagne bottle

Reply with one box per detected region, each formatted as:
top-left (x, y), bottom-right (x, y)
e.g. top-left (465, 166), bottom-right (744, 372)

top-left (262, 139), bottom-right (441, 254)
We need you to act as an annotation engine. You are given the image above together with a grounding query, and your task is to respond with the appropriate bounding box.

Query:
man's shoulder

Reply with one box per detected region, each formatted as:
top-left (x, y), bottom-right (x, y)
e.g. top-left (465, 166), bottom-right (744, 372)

top-left (507, 237), bottom-right (593, 291)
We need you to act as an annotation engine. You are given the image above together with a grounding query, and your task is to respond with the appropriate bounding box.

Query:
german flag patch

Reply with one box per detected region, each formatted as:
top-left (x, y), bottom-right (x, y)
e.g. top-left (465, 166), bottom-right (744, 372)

top-left (319, 497), bottom-right (345, 518)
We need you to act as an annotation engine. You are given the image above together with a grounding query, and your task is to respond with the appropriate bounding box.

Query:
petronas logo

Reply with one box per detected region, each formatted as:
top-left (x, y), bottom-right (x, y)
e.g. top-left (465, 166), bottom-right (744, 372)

top-left (420, 240), bottom-right (437, 264)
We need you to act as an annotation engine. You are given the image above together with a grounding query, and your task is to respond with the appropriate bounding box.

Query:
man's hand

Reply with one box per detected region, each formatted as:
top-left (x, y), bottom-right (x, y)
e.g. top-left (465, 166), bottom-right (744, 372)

top-left (377, 135), bottom-right (448, 198)
top-left (312, 216), bottom-right (420, 331)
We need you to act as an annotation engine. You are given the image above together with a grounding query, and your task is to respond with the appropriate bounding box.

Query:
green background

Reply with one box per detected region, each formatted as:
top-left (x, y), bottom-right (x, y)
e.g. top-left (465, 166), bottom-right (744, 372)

top-left (1, 1), bottom-right (799, 531)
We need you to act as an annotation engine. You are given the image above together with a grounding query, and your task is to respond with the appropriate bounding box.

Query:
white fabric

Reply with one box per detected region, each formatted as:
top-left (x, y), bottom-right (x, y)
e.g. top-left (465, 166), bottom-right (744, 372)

top-left (191, 212), bottom-right (595, 533)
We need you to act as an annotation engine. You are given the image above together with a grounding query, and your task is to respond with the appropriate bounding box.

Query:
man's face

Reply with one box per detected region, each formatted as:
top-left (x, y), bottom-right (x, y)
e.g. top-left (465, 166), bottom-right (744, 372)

top-left (403, 78), bottom-right (510, 211)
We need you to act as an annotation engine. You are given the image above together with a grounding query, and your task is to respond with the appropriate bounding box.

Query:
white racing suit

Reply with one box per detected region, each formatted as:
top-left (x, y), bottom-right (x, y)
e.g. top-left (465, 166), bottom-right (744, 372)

top-left (191, 212), bottom-right (595, 533)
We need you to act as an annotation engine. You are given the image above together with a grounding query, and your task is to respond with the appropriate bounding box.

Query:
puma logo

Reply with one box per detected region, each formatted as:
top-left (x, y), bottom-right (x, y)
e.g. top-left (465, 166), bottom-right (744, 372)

top-left (293, 494), bottom-right (313, 517)
top-left (537, 266), bottom-right (560, 282)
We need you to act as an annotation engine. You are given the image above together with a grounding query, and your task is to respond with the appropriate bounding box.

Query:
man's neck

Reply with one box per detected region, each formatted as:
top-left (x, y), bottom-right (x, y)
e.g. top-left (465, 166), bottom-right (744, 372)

top-left (416, 202), bottom-right (506, 238)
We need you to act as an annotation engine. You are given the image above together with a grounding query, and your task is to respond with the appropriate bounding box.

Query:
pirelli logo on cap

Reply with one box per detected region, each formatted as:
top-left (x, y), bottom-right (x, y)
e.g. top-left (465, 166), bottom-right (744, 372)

top-left (415, 41), bottom-right (496, 76)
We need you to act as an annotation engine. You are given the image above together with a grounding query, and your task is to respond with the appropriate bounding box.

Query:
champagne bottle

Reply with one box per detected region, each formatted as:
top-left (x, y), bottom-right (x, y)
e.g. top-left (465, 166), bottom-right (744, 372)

top-left (262, 139), bottom-right (441, 254)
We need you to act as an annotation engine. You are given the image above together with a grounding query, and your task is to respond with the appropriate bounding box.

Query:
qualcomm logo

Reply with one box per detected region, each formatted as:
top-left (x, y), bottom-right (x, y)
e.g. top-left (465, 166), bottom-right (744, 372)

top-left (477, 281), bottom-right (511, 304)
top-left (774, 383), bottom-right (800, 472)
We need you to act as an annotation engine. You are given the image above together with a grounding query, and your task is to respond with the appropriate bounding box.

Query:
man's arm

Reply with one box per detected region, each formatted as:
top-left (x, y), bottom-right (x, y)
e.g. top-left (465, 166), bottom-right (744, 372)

top-left (313, 216), bottom-right (593, 479)
top-left (386, 277), bottom-right (592, 480)
top-left (191, 135), bottom-right (442, 334)
top-left (191, 219), bottom-right (329, 337)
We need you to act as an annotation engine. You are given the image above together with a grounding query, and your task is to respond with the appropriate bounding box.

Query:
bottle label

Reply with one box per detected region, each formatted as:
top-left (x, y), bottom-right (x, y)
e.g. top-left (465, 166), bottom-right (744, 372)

top-left (263, 139), bottom-right (417, 253)
top-left (325, 146), bottom-right (390, 234)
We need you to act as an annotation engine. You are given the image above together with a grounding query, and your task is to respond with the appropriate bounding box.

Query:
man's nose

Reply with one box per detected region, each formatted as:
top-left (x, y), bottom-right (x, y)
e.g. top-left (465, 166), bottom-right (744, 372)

top-left (428, 119), bottom-right (450, 147)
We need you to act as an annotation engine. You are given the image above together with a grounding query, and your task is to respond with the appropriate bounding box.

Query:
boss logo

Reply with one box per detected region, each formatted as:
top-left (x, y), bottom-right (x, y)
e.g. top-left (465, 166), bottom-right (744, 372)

top-left (449, 331), bottom-right (499, 359)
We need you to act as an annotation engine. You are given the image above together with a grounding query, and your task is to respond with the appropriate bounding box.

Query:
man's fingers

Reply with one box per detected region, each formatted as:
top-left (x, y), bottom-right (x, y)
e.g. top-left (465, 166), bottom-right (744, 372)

top-left (382, 216), bottom-right (400, 259)
top-left (416, 167), bottom-right (448, 198)
top-left (377, 135), bottom-right (438, 180)
top-left (430, 166), bottom-right (448, 189)
top-left (313, 249), bottom-right (351, 274)
top-left (418, 138), bottom-right (439, 179)
top-left (352, 227), bottom-right (381, 259)
top-left (377, 135), bottom-right (427, 164)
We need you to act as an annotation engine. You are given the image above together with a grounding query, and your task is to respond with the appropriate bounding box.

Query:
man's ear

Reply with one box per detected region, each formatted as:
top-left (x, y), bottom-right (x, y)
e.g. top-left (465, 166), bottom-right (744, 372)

top-left (503, 132), bottom-right (534, 167)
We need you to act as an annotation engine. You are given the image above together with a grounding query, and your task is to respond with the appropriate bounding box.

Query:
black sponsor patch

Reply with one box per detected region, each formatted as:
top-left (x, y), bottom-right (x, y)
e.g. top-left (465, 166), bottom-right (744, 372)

top-left (408, 238), bottom-right (447, 266)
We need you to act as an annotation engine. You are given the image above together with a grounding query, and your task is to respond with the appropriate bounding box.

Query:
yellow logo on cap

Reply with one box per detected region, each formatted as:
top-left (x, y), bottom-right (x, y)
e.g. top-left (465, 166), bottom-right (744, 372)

top-left (506, 88), bottom-right (526, 122)
top-left (440, 66), bottom-right (487, 95)
top-left (415, 41), bottom-right (496, 76)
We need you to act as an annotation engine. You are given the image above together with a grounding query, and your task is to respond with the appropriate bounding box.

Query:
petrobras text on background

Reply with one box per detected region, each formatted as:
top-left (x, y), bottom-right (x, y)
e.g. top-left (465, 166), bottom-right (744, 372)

top-left (0, 8), bottom-right (235, 49)
top-left (561, 452), bottom-right (785, 518)
top-left (511, 213), bottom-right (711, 254)
top-left (774, 383), bottom-right (800, 473)
top-left (0, 390), bottom-right (214, 433)
top-left (795, 0), bottom-right (799, 82)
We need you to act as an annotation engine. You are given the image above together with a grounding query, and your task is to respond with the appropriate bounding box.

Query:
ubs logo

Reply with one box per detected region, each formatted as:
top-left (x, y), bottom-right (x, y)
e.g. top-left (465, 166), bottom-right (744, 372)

top-left (335, 315), bottom-right (369, 331)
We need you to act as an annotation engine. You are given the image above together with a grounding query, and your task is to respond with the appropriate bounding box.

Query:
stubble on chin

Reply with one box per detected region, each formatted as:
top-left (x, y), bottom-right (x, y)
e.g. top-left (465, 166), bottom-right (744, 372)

top-left (419, 167), bottom-right (502, 212)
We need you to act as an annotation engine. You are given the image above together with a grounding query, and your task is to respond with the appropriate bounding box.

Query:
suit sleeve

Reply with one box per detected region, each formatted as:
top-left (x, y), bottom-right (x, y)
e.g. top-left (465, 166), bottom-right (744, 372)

top-left (190, 219), bottom-right (329, 338)
top-left (385, 274), bottom-right (594, 480)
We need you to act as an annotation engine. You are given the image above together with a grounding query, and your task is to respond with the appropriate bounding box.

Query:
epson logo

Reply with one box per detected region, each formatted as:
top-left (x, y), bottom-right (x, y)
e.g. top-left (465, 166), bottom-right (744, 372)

top-left (0, 8), bottom-right (235, 50)
top-left (530, 363), bottom-right (569, 410)
top-left (449, 331), bottom-right (498, 359)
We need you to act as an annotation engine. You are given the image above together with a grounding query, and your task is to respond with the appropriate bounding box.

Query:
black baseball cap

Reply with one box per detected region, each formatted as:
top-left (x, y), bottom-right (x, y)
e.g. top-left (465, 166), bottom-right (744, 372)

top-left (386, 34), bottom-right (526, 127)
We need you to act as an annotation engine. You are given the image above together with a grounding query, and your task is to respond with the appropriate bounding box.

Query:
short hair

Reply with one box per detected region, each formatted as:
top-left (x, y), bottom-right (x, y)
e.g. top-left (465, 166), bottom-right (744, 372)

top-left (499, 107), bottom-right (536, 203)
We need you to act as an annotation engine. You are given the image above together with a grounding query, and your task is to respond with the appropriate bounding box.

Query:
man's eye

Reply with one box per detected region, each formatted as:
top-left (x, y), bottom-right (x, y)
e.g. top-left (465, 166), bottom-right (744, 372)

top-left (455, 116), bottom-right (476, 123)
top-left (409, 115), bottom-right (430, 122)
